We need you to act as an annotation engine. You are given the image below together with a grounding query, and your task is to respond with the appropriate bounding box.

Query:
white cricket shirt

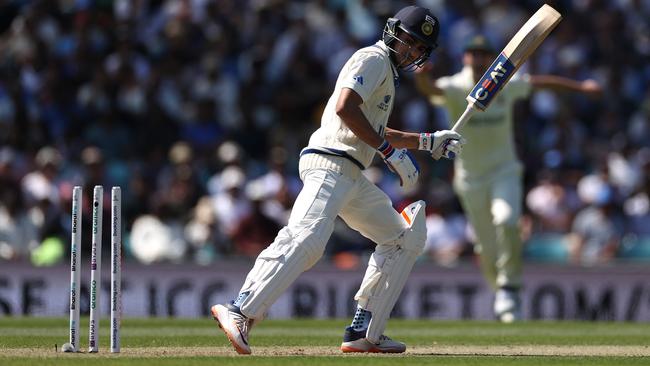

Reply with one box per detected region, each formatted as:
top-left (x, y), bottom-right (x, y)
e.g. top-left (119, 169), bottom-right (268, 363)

top-left (306, 41), bottom-right (398, 169)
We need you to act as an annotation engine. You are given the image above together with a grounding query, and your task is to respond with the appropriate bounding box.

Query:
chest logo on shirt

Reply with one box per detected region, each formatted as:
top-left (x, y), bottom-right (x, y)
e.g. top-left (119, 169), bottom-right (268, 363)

top-left (377, 95), bottom-right (391, 111)
top-left (353, 75), bottom-right (364, 85)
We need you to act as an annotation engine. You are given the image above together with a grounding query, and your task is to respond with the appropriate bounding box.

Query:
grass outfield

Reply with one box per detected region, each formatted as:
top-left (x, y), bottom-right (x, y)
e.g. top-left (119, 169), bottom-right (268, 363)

top-left (1, 317), bottom-right (649, 365)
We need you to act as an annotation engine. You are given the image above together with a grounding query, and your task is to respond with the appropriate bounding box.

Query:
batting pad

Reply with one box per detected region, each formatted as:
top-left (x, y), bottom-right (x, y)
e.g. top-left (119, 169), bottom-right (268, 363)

top-left (238, 219), bottom-right (334, 319)
top-left (355, 200), bottom-right (426, 343)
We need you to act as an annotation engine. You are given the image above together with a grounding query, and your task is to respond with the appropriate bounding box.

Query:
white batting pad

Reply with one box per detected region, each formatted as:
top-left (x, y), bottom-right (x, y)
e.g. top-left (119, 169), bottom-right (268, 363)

top-left (354, 200), bottom-right (427, 343)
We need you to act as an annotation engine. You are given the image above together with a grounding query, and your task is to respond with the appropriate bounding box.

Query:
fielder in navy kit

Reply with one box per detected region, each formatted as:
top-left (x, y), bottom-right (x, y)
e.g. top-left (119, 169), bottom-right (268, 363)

top-left (212, 6), bottom-right (465, 354)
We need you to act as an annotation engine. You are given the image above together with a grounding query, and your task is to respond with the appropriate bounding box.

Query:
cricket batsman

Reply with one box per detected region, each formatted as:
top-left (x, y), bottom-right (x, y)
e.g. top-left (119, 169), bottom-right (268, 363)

top-left (211, 6), bottom-right (464, 354)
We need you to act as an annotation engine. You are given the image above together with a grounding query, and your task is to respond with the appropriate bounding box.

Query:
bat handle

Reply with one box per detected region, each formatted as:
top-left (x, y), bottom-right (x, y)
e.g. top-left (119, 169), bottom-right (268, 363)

top-left (451, 104), bottom-right (477, 132)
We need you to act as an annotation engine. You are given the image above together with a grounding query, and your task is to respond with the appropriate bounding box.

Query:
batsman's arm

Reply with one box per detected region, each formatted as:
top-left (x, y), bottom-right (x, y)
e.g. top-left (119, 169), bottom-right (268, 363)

top-left (337, 88), bottom-right (463, 159)
top-left (384, 128), bottom-right (420, 149)
top-left (336, 87), bottom-right (452, 151)
top-left (337, 88), bottom-right (420, 187)
top-left (336, 88), bottom-right (384, 149)
top-left (386, 128), bottom-right (464, 160)
top-left (529, 75), bottom-right (602, 97)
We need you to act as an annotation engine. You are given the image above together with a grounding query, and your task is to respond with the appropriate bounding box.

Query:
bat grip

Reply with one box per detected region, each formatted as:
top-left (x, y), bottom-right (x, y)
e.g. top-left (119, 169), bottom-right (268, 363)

top-left (451, 104), bottom-right (477, 132)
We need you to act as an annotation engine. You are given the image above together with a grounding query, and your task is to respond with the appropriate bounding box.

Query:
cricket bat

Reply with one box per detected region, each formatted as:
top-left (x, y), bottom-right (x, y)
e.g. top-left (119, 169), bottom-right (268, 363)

top-left (451, 4), bottom-right (562, 131)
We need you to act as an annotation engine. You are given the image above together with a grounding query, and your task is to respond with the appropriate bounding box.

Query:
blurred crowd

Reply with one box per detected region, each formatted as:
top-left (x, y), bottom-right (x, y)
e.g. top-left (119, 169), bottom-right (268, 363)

top-left (0, 0), bottom-right (649, 267)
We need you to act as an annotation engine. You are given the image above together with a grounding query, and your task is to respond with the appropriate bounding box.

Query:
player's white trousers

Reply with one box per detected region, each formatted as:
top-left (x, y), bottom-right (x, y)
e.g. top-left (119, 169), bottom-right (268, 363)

top-left (456, 166), bottom-right (523, 290)
top-left (237, 155), bottom-right (421, 341)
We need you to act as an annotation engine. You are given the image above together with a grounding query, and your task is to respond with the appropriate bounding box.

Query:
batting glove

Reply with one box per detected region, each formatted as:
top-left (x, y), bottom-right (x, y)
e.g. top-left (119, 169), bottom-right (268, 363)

top-left (378, 141), bottom-right (420, 190)
top-left (419, 131), bottom-right (466, 160)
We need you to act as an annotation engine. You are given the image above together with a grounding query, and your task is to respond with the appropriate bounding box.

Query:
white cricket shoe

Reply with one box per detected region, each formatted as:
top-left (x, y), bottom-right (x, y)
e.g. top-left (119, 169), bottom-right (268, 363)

top-left (340, 327), bottom-right (406, 353)
top-left (494, 288), bottom-right (522, 323)
top-left (211, 303), bottom-right (253, 354)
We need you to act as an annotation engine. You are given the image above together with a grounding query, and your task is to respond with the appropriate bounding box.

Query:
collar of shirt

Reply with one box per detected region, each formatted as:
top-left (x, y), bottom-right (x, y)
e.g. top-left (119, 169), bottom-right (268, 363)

top-left (375, 41), bottom-right (400, 87)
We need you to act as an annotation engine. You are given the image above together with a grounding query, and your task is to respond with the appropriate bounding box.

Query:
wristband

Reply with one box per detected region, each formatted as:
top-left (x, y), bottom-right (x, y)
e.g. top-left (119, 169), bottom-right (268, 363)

top-left (418, 132), bottom-right (433, 151)
top-left (377, 140), bottom-right (395, 158)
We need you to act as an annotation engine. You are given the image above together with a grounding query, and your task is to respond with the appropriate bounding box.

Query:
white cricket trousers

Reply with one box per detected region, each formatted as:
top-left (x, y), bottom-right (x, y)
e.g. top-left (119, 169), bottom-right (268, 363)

top-left (237, 154), bottom-right (407, 320)
top-left (456, 165), bottom-right (523, 290)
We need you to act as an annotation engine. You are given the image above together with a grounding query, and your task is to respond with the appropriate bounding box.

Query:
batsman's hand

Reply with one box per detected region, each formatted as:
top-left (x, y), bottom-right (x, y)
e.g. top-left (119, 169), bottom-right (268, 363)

top-left (378, 141), bottom-right (419, 190)
top-left (419, 130), bottom-right (465, 160)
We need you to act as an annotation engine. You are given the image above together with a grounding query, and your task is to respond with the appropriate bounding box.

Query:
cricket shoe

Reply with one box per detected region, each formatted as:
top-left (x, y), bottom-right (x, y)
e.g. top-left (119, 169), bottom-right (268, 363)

top-left (340, 326), bottom-right (406, 353)
top-left (494, 288), bottom-right (522, 323)
top-left (211, 303), bottom-right (253, 354)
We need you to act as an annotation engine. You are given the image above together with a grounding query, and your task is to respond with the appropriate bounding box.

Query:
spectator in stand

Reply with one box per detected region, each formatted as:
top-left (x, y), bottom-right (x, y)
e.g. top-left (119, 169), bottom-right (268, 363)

top-left (624, 159), bottom-right (650, 237)
top-left (21, 146), bottom-right (61, 209)
top-left (568, 173), bottom-right (624, 266)
top-left (0, 148), bottom-right (39, 260)
top-left (526, 169), bottom-right (575, 234)
top-left (211, 165), bottom-right (251, 238)
top-left (231, 179), bottom-right (282, 257)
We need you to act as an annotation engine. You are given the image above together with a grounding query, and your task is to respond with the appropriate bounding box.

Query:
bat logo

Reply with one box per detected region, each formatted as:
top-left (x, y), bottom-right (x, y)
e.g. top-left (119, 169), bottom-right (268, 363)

top-left (475, 62), bottom-right (507, 100)
top-left (468, 53), bottom-right (515, 110)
